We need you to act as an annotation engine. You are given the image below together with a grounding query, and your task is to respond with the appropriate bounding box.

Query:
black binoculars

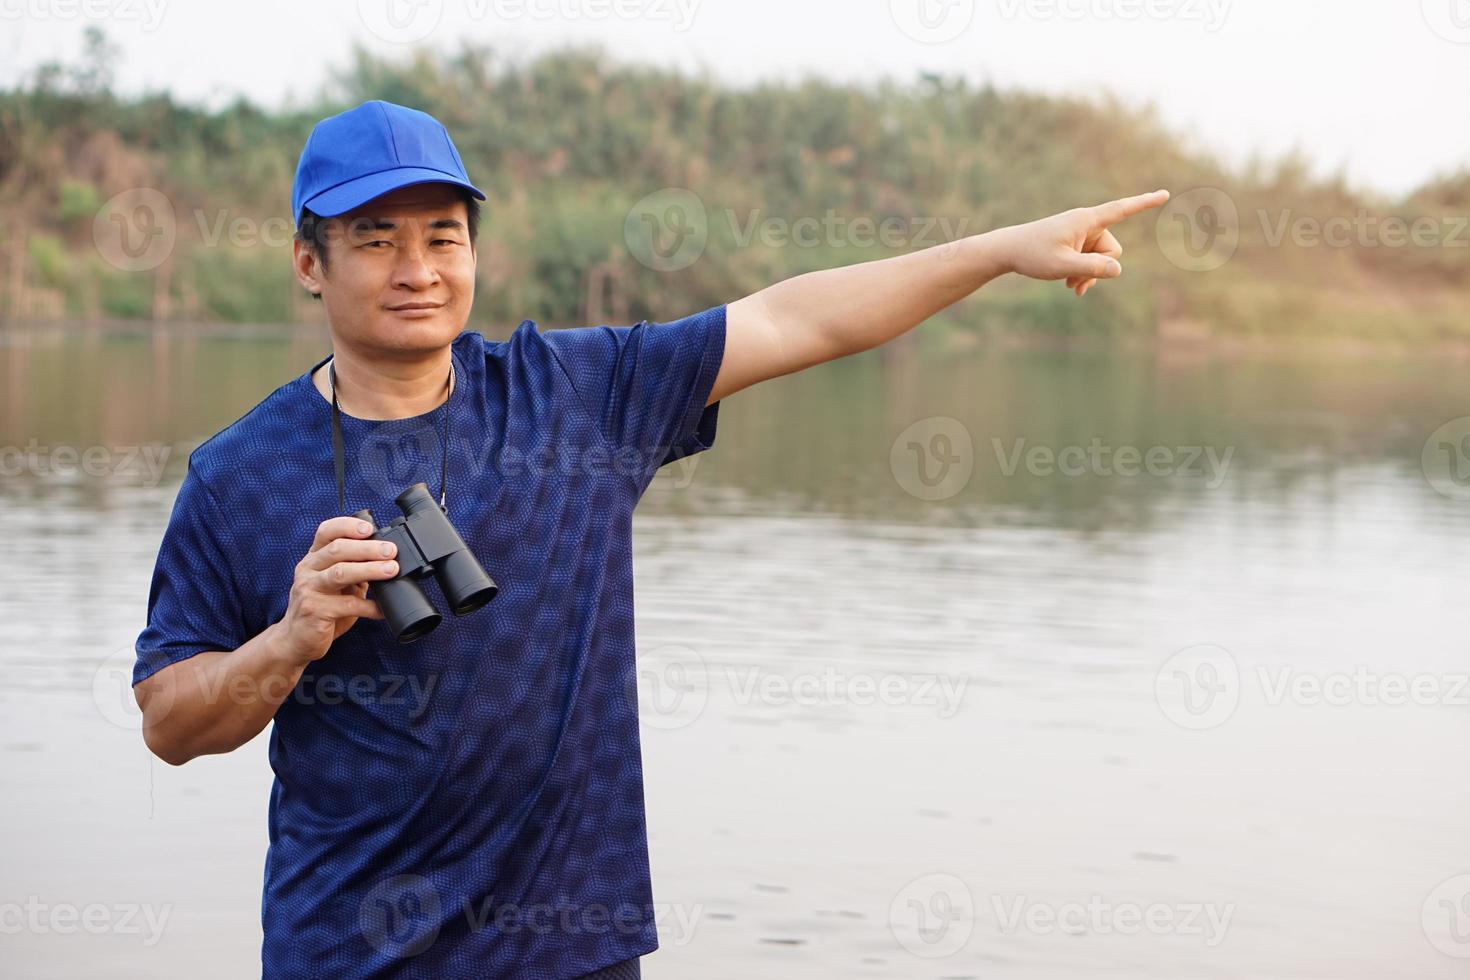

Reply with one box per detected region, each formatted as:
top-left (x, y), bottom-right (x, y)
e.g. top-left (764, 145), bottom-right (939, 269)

top-left (354, 482), bottom-right (498, 643)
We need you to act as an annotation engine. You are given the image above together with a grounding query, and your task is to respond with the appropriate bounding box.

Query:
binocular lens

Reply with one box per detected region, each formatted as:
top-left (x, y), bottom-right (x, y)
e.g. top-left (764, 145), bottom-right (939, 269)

top-left (371, 575), bottom-right (443, 644)
top-left (436, 549), bottom-right (499, 615)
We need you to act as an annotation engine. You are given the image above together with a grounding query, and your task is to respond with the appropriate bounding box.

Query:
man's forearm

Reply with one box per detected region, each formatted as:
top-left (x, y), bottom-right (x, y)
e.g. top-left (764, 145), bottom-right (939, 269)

top-left (136, 623), bottom-right (308, 765)
top-left (763, 230), bottom-right (1011, 359)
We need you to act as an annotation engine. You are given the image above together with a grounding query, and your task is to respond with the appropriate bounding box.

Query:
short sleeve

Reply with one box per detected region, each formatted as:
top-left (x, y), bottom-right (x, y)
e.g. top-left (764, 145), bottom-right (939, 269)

top-left (133, 463), bottom-right (252, 685)
top-left (539, 304), bottom-right (726, 472)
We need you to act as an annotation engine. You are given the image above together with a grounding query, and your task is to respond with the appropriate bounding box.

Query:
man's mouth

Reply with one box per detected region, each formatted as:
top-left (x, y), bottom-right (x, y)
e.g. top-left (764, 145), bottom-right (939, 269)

top-left (386, 302), bottom-right (444, 318)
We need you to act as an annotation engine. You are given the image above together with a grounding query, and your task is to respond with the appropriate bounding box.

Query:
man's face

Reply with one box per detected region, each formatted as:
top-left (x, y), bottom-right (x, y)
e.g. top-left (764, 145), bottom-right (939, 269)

top-left (294, 183), bottom-right (476, 355)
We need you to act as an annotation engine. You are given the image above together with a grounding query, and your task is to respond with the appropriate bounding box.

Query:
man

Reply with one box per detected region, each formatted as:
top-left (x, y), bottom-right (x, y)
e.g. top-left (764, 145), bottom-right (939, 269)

top-left (132, 99), bottom-right (1167, 978)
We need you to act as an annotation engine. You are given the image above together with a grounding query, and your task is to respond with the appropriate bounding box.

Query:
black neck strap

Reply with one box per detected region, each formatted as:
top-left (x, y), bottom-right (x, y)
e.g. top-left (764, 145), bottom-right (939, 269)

top-left (328, 357), bottom-right (455, 515)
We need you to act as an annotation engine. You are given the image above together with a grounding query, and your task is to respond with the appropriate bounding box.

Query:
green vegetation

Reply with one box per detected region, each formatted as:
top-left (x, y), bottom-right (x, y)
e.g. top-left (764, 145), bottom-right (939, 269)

top-left (1, 27), bottom-right (1466, 340)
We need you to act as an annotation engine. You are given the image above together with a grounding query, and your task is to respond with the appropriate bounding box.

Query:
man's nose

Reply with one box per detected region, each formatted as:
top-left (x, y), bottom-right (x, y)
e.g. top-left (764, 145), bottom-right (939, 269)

top-left (392, 241), bottom-right (440, 290)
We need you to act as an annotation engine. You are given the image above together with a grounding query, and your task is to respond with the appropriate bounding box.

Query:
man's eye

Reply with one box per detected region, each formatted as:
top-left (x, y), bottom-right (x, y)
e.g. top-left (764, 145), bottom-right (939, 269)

top-left (433, 239), bottom-right (459, 247)
top-left (364, 240), bottom-right (392, 248)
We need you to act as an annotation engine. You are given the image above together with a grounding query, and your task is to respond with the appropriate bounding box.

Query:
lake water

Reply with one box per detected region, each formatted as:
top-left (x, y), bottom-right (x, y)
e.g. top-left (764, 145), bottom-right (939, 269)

top-left (3, 323), bottom-right (1469, 978)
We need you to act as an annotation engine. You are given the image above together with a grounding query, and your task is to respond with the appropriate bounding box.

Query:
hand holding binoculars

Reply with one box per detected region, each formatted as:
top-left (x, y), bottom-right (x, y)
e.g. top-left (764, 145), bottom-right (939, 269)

top-left (354, 482), bottom-right (498, 643)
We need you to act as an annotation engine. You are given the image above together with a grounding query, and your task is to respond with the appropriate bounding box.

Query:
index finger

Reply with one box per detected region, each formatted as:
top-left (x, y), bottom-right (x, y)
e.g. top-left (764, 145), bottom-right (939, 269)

top-left (310, 515), bottom-right (377, 553)
top-left (1091, 189), bottom-right (1171, 227)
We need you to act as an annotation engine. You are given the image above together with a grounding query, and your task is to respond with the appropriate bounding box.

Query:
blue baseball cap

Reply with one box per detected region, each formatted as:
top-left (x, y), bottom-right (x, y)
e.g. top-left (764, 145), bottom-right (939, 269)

top-left (291, 100), bottom-right (486, 227)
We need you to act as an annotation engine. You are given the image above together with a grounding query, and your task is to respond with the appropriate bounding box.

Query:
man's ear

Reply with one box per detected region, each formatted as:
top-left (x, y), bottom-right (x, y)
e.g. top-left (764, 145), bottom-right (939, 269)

top-left (292, 239), bottom-right (325, 296)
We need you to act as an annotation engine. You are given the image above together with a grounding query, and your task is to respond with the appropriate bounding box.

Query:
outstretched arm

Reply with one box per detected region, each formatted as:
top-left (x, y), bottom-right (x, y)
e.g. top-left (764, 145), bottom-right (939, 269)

top-left (710, 189), bottom-right (1170, 406)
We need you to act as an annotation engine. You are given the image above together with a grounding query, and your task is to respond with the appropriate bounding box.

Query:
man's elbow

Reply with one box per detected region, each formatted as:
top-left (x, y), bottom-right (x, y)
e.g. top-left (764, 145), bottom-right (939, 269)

top-left (141, 728), bottom-right (194, 764)
top-left (135, 674), bottom-right (196, 766)
top-left (141, 718), bottom-right (195, 766)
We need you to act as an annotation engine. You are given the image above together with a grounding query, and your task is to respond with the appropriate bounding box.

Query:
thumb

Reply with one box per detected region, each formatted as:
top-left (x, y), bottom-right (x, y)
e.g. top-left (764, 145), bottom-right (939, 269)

top-left (1067, 253), bottom-right (1122, 280)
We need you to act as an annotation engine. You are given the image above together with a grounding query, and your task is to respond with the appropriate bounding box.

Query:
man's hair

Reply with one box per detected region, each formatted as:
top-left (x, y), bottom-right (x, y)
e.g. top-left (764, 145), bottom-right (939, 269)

top-left (295, 187), bottom-right (481, 299)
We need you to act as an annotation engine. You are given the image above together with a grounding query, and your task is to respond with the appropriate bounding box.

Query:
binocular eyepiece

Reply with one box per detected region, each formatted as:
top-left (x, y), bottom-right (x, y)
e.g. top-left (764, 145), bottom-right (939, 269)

top-left (354, 482), bottom-right (498, 643)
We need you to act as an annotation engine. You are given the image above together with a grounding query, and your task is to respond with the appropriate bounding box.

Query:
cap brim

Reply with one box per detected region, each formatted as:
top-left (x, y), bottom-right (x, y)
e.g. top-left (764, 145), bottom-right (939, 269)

top-left (300, 167), bottom-right (487, 221)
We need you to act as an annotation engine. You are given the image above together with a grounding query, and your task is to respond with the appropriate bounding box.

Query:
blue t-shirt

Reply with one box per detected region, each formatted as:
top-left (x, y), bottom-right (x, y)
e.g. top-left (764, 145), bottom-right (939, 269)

top-left (133, 305), bottom-right (727, 979)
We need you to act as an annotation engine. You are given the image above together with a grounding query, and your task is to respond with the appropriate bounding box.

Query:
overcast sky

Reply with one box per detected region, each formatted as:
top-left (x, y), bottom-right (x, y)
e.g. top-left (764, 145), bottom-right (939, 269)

top-left (1, 0), bottom-right (1464, 197)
